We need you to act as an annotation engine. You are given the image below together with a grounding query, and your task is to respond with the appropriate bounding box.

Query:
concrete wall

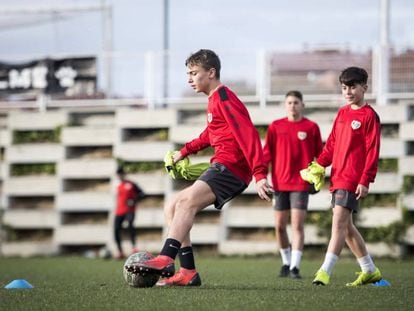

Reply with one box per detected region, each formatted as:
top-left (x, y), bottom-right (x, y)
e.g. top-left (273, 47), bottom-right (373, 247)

top-left (0, 102), bottom-right (413, 257)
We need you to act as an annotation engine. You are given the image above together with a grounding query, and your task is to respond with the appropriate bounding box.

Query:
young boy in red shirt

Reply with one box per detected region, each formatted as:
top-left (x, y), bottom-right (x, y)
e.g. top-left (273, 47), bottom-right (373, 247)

top-left (263, 90), bottom-right (322, 279)
top-left (309, 67), bottom-right (383, 286)
top-left (126, 49), bottom-right (273, 286)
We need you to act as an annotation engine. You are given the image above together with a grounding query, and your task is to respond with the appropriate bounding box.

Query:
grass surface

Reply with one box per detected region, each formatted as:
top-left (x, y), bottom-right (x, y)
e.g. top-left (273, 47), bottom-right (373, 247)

top-left (0, 256), bottom-right (413, 311)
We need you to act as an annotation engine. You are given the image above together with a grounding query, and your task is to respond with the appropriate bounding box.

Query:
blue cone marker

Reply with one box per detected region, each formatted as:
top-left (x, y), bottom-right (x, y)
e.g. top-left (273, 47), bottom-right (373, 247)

top-left (4, 279), bottom-right (34, 289)
top-left (372, 279), bottom-right (391, 287)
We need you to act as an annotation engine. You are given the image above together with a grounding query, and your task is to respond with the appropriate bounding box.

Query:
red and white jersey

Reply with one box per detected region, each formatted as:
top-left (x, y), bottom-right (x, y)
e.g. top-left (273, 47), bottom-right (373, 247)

top-left (263, 117), bottom-right (323, 191)
top-left (317, 104), bottom-right (381, 192)
top-left (180, 85), bottom-right (267, 185)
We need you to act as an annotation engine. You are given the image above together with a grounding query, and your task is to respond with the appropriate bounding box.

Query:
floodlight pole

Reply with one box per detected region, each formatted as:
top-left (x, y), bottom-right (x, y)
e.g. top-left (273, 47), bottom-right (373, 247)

top-left (257, 49), bottom-right (269, 109)
top-left (101, 0), bottom-right (113, 99)
top-left (162, 0), bottom-right (170, 106)
top-left (377, 0), bottom-right (390, 106)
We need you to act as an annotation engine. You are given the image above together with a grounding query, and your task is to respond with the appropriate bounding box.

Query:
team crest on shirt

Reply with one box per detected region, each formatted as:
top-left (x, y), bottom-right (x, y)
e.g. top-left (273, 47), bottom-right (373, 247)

top-left (207, 113), bottom-right (213, 123)
top-left (351, 120), bottom-right (361, 130)
top-left (297, 131), bottom-right (307, 140)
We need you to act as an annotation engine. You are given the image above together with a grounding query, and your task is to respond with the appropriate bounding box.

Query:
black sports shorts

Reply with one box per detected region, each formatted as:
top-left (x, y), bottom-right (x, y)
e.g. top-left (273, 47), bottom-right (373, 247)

top-left (198, 162), bottom-right (247, 210)
top-left (273, 191), bottom-right (309, 211)
top-left (331, 189), bottom-right (359, 213)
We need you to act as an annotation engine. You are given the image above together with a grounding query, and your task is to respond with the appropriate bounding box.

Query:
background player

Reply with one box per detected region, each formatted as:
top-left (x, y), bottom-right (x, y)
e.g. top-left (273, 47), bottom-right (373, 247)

top-left (263, 90), bottom-right (322, 279)
top-left (114, 167), bottom-right (145, 259)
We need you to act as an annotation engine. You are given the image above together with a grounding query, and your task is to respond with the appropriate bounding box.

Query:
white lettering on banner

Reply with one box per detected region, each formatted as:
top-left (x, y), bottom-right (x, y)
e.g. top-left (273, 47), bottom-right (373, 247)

top-left (1, 59), bottom-right (88, 94)
top-left (9, 68), bottom-right (31, 89)
top-left (55, 66), bottom-right (77, 88)
top-left (8, 66), bottom-right (48, 89)
top-left (32, 66), bottom-right (48, 89)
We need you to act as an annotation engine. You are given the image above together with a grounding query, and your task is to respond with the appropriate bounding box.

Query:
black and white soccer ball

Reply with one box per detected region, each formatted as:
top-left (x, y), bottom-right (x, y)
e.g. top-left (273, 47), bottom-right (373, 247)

top-left (123, 251), bottom-right (159, 288)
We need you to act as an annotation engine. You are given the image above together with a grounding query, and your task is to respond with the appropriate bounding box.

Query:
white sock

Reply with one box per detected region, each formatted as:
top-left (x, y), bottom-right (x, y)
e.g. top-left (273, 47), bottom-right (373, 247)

top-left (320, 252), bottom-right (339, 275)
top-left (290, 250), bottom-right (303, 270)
top-left (357, 254), bottom-right (376, 273)
top-left (279, 248), bottom-right (291, 266)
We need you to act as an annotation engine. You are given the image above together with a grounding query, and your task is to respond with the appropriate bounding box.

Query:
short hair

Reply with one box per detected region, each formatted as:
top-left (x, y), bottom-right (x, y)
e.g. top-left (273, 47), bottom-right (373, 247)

top-left (285, 90), bottom-right (303, 101)
top-left (185, 49), bottom-right (221, 79)
top-left (116, 167), bottom-right (125, 175)
top-left (339, 67), bottom-right (368, 86)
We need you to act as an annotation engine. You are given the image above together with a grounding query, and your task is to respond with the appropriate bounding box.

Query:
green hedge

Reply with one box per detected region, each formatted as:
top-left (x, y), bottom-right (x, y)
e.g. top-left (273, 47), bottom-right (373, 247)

top-left (402, 176), bottom-right (414, 193)
top-left (306, 211), bottom-right (332, 237)
top-left (13, 126), bottom-right (61, 144)
top-left (117, 160), bottom-right (164, 173)
top-left (255, 126), bottom-right (268, 139)
top-left (11, 163), bottom-right (56, 176)
top-left (378, 158), bottom-right (398, 172)
top-left (359, 222), bottom-right (407, 243)
top-left (360, 193), bottom-right (398, 208)
top-left (306, 207), bottom-right (411, 244)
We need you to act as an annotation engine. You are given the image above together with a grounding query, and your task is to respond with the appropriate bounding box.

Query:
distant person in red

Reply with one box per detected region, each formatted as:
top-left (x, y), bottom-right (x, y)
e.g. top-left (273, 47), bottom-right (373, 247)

top-left (263, 90), bottom-right (323, 279)
top-left (114, 167), bottom-right (145, 259)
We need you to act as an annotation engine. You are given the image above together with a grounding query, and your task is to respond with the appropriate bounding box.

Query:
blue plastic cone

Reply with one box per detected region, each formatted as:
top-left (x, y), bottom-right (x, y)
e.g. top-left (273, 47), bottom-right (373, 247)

top-left (4, 279), bottom-right (34, 289)
top-left (371, 279), bottom-right (391, 287)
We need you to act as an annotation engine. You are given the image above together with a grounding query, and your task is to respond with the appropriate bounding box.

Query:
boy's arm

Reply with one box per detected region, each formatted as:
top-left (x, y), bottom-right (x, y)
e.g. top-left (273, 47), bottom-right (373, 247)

top-left (135, 184), bottom-right (145, 200)
top-left (316, 114), bottom-right (338, 167)
top-left (180, 127), bottom-right (210, 157)
top-left (220, 98), bottom-right (273, 201)
top-left (359, 113), bottom-right (381, 187)
top-left (262, 124), bottom-right (275, 167)
top-left (218, 95), bottom-right (268, 183)
top-left (127, 182), bottom-right (145, 208)
top-left (313, 124), bottom-right (323, 158)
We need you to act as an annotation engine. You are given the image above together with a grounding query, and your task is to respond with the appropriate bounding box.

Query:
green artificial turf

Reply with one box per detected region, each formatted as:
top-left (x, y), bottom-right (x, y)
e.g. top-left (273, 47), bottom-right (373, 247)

top-left (0, 257), bottom-right (413, 311)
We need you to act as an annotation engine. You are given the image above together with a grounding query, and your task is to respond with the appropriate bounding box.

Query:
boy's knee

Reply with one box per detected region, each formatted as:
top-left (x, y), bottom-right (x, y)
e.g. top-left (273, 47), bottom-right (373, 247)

top-left (275, 225), bottom-right (287, 234)
top-left (164, 201), bottom-right (175, 214)
top-left (175, 190), bottom-right (205, 215)
top-left (176, 197), bottom-right (194, 211)
top-left (291, 223), bottom-right (304, 232)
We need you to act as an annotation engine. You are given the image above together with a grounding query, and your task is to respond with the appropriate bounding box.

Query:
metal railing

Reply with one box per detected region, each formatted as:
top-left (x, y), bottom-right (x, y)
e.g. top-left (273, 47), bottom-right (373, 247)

top-left (1, 45), bottom-right (414, 111)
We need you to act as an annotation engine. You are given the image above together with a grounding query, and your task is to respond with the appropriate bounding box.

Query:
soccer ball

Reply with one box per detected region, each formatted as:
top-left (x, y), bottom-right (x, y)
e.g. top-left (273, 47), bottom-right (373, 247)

top-left (123, 251), bottom-right (160, 288)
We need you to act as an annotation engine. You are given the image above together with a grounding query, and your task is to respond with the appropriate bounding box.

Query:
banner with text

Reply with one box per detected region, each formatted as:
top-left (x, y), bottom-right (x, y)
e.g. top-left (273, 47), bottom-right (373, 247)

top-left (0, 56), bottom-right (97, 100)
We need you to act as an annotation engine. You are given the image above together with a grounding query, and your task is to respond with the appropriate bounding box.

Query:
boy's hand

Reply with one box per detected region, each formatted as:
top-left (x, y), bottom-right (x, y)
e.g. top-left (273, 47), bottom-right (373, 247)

top-left (355, 184), bottom-right (369, 200)
top-left (300, 161), bottom-right (325, 191)
top-left (256, 178), bottom-right (273, 201)
top-left (172, 151), bottom-right (184, 164)
top-left (127, 199), bottom-right (136, 207)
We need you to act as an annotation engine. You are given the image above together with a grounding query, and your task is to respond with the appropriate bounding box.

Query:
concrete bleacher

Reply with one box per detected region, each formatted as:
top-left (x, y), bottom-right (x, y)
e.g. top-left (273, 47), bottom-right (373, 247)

top-left (0, 101), bottom-right (413, 257)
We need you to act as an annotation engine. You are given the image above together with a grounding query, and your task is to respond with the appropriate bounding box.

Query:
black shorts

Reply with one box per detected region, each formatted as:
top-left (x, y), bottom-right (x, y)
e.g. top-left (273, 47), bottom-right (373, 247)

top-left (273, 191), bottom-right (309, 211)
top-left (198, 162), bottom-right (247, 210)
top-left (331, 189), bottom-right (359, 213)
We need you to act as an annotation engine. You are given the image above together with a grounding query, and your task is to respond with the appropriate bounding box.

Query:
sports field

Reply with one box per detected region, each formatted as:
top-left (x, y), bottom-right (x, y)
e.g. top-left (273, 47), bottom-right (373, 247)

top-left (0, 256), bottom-right (413, 311)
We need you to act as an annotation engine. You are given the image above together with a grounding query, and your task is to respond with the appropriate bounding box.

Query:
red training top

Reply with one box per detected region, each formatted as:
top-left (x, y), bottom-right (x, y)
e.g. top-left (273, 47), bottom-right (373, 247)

top-left (263, 117), bottom-right (323, 191)
top-left (116, 180), bottom-right (138, 216)
top-left (180, 85), bottom-right (267, 185)
top-left (317, 104), bottom-right (381, 192)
